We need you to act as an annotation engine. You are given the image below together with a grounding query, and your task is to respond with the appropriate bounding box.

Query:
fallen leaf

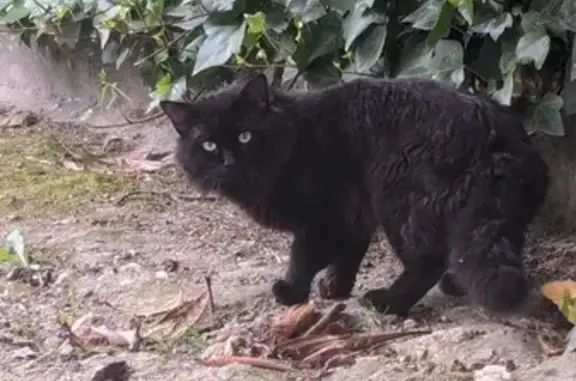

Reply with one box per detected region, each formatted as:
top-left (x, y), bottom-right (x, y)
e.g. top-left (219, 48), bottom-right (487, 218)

top-left (0, 111), bottom-right (39, 128)
top-left (541, 280), bottom-right (576, 322)
top-left (90, 361), bottom-right (131, 381)
top-left (141, 291), bottom-right (212, 342)
top-left (272, 301), bottom-right (319, 341)
top-left (64, 313), bottom-right (141, 352)
top-left (87, 325), bottom-right (141, 350)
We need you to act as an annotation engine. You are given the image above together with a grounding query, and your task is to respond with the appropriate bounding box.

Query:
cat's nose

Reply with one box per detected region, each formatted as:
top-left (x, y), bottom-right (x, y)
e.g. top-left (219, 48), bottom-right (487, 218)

top-left (222, 151), bottom-right (236, 167)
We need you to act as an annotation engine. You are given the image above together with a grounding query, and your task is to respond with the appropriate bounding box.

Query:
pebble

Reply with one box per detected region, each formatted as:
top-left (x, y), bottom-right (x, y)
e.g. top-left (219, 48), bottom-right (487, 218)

top-left (474, 365), bottom-right (514, 381)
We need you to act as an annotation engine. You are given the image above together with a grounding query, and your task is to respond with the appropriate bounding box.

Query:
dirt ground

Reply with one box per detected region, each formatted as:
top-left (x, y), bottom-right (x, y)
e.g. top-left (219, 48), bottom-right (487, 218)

top-left (1, 114), bottom-right (575, 381)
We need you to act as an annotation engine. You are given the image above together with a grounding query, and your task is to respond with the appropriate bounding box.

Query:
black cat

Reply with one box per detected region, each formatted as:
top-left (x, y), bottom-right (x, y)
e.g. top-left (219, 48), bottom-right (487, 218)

top-left (160, 73), bottom-right (549, 316)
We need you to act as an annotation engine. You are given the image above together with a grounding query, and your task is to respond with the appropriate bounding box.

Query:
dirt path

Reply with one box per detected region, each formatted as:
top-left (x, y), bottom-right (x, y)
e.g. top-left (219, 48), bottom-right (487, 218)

top-left (0, 117), bottom-right (575, 381)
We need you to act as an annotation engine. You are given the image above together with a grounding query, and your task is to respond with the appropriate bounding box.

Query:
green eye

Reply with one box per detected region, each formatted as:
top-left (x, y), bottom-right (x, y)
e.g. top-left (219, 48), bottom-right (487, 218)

top-left (238, 131), bottom-right (252, 144)
top-left (202, 141), bottom-right (217, 152)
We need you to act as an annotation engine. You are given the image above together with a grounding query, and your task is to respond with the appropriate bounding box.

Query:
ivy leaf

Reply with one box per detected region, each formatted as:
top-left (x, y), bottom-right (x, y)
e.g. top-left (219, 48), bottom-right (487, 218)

top-left (265, 29), bottom-right (297, 60)
top-left (491, 71), bottom-right (515, 106)
top-left (353, 24), bottom-right (387, 73)
top-left (303, 63), bottom-right (342, 90)
top-left (425, 1), bottom-right (455, 47)
top-left (324, 0), bottom-right (357, 14)
top-left (515, 30), bottom-right (551, 70)
top-left (396, 38), bottom-right (464, 87)
top-left (293, 12), bottom-right (343, 69)
top-left (0, 3), bottom-right (30, 24)
top-left (431, 39), bottom-right (465, 86)
top-left (193, 20), bottom-right (247, 75)
top-left (180, 35), bottom-right (206, 62)
top-left (402, 0), bottom-right (444, 31)
top-left (471, 13), bottom-right (513, 41)
top-left (203, 0), bottom-right (237, 12)
top-left (287, 0), bottom-right (326, 23)
top-left (524, 93), bottom-right (565, 136)
top-left (342, 6), bottom-right (386, 51)
top-left (447, 0), bottom-right (474, 25)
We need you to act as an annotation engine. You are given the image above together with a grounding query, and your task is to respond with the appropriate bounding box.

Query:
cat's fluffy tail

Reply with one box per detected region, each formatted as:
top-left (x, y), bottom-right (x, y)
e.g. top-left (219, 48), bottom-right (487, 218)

top-left (445, 148), bottom-right (549, 313)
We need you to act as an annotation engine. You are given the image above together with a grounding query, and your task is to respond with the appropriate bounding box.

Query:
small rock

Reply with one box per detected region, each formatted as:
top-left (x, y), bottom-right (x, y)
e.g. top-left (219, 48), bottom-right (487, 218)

top-left (54, 270), bottom-right (71, 286)
top-left (12, 346), bottom-right (38, 360)
top-left (161, 259), bottom-right (179, 273)
top-left (474, 365), bottom-right (514, 381)
top-left (155, 271), bottom-right (168, 279)
top-left (58, 341), bottom-right (74, 357)
top-left (403, 318), bottom-right (417, 330)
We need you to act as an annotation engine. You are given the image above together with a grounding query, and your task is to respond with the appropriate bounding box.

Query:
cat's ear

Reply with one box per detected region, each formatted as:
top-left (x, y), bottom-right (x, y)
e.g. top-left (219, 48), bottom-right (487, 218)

top-left (160, 101), bottom-right (196, 136)
top-left (239, 73), bottom-right (269, 108)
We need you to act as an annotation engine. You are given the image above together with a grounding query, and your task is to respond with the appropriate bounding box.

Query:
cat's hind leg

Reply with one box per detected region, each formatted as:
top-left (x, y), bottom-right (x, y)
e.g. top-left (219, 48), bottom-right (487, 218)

top-left (362, 198), bottom-right (447, 316)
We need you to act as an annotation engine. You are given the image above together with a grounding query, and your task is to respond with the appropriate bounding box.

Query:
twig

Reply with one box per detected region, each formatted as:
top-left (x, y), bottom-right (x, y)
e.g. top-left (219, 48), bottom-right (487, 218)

top-left (303, 303), bottom-right (346, 337)
top-left (204, 356), bottom-right (300, 373)
top-left (87, 111), bottom-right (165, 129)
top-left (115, 190), bottom-right (217, 206)
top-left (205, 275), bottom-right (216, 315)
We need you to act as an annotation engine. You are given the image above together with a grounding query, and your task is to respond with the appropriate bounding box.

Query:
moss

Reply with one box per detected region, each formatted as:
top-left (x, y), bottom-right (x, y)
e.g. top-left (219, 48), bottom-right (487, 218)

top-left (0, 128), bottom-right (130, 217)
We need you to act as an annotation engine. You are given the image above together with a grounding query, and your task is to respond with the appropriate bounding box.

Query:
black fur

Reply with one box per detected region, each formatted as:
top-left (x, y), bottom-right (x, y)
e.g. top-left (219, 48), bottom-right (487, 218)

top-left (160, 73), bottom-right (549, 316)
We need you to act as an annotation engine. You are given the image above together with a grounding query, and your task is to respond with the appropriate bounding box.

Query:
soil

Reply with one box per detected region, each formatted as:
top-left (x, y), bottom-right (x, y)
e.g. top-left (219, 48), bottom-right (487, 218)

top-left (0, 114), bottom-right (575, 381)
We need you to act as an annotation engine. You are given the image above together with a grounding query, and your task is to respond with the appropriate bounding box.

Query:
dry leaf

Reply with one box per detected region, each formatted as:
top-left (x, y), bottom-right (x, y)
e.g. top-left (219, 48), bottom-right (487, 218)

top-left (110, 157), bottom-right (171, 172)
top-left (141, 291), bottom-right (211, 342)
top-left (65, 313), bottom-right (141, 352)
top-left (87, 325), bottom-right (141, 350)
top-left (272, 301), bottom-right (319, 341)
top-left (0, 111), bottom-right (39, 128)
top-left (541, 280), bottom-right (576, 323)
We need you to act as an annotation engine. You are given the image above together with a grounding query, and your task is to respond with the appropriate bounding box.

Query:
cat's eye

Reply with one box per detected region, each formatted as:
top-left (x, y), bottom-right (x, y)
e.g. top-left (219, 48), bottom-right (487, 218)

top-left (238, 131), bottom-right (252, 144)
top-left (201, 141), bottom-right (217, 152)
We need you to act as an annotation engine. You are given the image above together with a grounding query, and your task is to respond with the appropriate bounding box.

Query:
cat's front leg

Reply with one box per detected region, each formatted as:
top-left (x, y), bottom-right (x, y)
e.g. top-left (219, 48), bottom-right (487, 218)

top-left (317, 230), bottom-right (372, 300)
top-left (272, 226), bottom-right (334, 306)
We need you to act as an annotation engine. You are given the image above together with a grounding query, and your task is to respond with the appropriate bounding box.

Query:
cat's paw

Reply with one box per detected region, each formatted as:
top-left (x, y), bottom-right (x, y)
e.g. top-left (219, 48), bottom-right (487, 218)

top-left (317, 274), bottom-right (353, 300)
top-left (438, 272), bottom-right (467, 297)
top-left (272, 279), bottom-right (309, 306)
top-left (360, 288), bottom-right (411, 317)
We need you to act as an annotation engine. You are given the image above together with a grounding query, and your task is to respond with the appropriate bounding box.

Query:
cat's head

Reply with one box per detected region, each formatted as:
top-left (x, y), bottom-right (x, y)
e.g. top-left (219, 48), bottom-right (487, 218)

top-left (160, 74), bottom-right (297, 197)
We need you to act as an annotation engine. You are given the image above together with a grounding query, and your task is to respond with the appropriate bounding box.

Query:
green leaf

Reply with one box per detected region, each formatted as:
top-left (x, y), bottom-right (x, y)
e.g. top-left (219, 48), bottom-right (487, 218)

top-left (193, 20), bottom-right (247, 75)
top-left (7, 229), bottom-right (26, 267)
top-left (287, 0), bottom-right (326, 23)
top-left (293, 12), bottom-right (343, 69)
top-left (402, 0), bottom-right (444, 31)
top-left (353, 24), bottom-right (387, 73)
top-left (0, 247), bottom-right (18, 265)
top-left (342, 6), bottom-right (386, 51)
top-left (173, 15), bottom-right (209, 31)
top-left (471, 13), bottom-right (513, 41)
top-left (246, 11), bottom-right (266, 35)
top-left (155, 73), bottom-right (173, 99)
top-left (324, 0), bottom-right (357, 14)
top-left (431, 39), bottom-right (465, 86)
top-left (425, 1), bottom-right (455, 47)
top-left (303, 62), bottom-right (342, 90)
top-left (447, 0), bottom-right (473, 25)
top-left (180, 35), bottom-right (206, 62)
top-left (203, 0), bottom-right (237, 12)
top-left (515, 30), bottom-right (550, 70)
top-left (524, 93), bottom-right (565, 136)
top-left (491, 71), bottom-right (515, 106)
top-left (265, 29), bottom-right (297, 60)
top-left (0, 3), bottom-right (30, 24)
top-left (396, 38), bottom-right (464, 87)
